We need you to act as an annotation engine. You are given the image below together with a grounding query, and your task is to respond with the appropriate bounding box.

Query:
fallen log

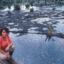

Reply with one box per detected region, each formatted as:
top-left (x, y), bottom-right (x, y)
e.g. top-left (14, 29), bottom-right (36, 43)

top-left (10, 31), bottom-right (64, 38)
top-left (0, 58), bottom-right (18, 64)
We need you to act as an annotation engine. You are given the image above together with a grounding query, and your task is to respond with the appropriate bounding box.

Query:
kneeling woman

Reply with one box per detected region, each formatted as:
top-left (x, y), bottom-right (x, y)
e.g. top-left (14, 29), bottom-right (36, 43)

top-left (0, 28), bottom-right (14, 60)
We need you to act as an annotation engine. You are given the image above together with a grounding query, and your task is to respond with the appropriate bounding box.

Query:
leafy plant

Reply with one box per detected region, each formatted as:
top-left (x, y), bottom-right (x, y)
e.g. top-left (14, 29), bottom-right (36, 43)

top-left (47, 26), bottom-right (53, 35)
top-left (52, 7), bottom-right (56, 10)
top-left (30, 8), bottom-right (34, 12)
top-left (14, 4), bottom-right (20, 10)
top-left (25, 4), bottom-right (30, 8)
top-left (0, 6), bottom-right (4, 9)
top-left (30, 1), bottom-right (34, 6)
top-left (40, 3), bottom-right (43, 7)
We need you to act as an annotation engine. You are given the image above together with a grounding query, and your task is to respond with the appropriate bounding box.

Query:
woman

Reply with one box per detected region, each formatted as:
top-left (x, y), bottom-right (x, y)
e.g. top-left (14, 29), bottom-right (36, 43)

top-left (0, 28), bottom-right (14, 60)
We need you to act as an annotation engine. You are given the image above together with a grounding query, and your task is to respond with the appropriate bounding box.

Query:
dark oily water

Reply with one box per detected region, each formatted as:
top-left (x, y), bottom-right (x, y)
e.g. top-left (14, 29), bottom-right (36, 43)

top-left (10, 33), bottom-right (64, 64)
top-left (0, 5), bottom-right (64, 64)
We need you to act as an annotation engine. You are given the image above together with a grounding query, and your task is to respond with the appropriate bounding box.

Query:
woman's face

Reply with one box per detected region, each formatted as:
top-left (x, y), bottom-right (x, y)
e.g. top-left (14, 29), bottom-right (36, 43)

top-left (2, 30), bottom-right (7, 37)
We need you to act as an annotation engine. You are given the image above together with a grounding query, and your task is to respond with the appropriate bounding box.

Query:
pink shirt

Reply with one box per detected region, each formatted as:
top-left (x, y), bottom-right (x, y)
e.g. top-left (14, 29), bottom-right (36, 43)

top-left (0, 35), bottom-right (13, 49)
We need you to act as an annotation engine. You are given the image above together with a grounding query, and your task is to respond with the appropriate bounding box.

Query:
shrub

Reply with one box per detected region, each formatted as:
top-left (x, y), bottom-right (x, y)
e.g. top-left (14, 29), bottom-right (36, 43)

top-left (52, 7), bottom-right (56, 10)
top-left (14, 4), bottom-right (20, 10)
top-left (30, 8), bottom-right (34, 12)
top-left (25, 4), bottom-right (30, 8)
top-left (0, 6), bottom-right (4, 9)
top-left (40, 4), bottom-right (43, 7)
top-left (30, 1), bottom-right (34, 6)
top-left (47, 26), bottom-right (53, 35)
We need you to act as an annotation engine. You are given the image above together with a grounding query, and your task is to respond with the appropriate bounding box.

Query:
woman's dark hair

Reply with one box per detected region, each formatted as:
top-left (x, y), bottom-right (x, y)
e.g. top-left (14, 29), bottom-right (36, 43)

top-left (0, 28), bottom-right (9, 35)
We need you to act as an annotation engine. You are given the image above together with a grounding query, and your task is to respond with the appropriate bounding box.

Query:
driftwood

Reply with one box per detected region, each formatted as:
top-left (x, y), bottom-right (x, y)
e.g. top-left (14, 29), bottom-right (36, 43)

top-left (0, 58), bottom-right (18, 64)
top-left (10, 31), bottom-right (64, 38)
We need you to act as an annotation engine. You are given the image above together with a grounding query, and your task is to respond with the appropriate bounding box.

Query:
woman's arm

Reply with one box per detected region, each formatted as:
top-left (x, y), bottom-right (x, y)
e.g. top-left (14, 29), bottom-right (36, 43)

top-left (8, 35), bottom-right (13, 46)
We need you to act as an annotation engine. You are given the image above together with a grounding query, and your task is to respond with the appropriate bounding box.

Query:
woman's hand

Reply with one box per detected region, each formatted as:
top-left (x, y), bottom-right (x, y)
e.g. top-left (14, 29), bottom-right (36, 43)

top-left (5, 47), bottom-right (9, 52)
top-left (7, 54), bottom-right (11, 59)
top-left (5, 53), bottom-right (11, 59)
top-left (5, 45), bottom-right (10, 52)
top-left (5, 43), bottom-right (13, 52)
top-left (0, 49), bottom-right (11, 59)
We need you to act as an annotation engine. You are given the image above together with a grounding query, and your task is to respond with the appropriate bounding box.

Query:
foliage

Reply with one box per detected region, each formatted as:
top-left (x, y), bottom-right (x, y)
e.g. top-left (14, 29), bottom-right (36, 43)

top-left (52, 7), bottom-right (56, 10)
top-left (25, 4), bottom-right (30, 8)
top-left (14, 4), bottom-right (20, 10)
top-left (40, 3), bottom-right (43, 7)
top-left (30, 1), bottom-right (34, 6)
top-left (47, 26), bottom-right (53, 35)
top-left (0, 5), bottom-right (4, 9)
top-left (30, 8), bottom-right (34, 12)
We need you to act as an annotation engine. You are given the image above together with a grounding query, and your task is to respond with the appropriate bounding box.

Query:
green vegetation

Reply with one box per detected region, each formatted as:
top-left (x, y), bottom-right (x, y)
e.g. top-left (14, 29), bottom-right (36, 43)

top-left (25, 4), bottom-right (30, 8)
top-left (47, 26), bottom-right (53, 35)
top-left (52, 7), bottom-right (56, 10)
top-left (0, 0), bottom-right (64, 5)
top-left (14, 4), bottom-right (20, 10)
top-left (0, 5), bottom-right (4, 9)
top-left (40, 4), bottom-right (43, 7)
top-left (30, 1), bottom-right (34, 6)
top-left (30, 8), bottom-right (34, 12)
top-left (0, 0), bottom-right (64, 8)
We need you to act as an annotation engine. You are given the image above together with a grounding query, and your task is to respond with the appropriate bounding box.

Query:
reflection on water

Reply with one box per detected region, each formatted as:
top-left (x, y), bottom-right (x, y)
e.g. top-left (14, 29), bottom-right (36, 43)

top-left (2, 5), bottom-right (14, 12)
top-left (20, 4), bottom-right (39, 12)
top-left (2, 5), bottom-right (39, 12)
top-left (0, 5), bottom-right (64, 64)
top-left (1, 5), bottom-right (64, 12)
top-left (10, 33), bottom-right (64, 64)
top-left (31, 17), bottom-right (50, 24)
top-left (56, 6), bottom-right (64, 11)
top-left (54, 19), bottom-right (64, 34)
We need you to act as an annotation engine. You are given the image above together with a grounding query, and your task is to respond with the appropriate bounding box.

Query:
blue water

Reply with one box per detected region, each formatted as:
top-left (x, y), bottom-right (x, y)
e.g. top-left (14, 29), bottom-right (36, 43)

top-left (1, 5), bottom-right (64, 64)
top-left (9, 33), bottom-right (64, 64)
